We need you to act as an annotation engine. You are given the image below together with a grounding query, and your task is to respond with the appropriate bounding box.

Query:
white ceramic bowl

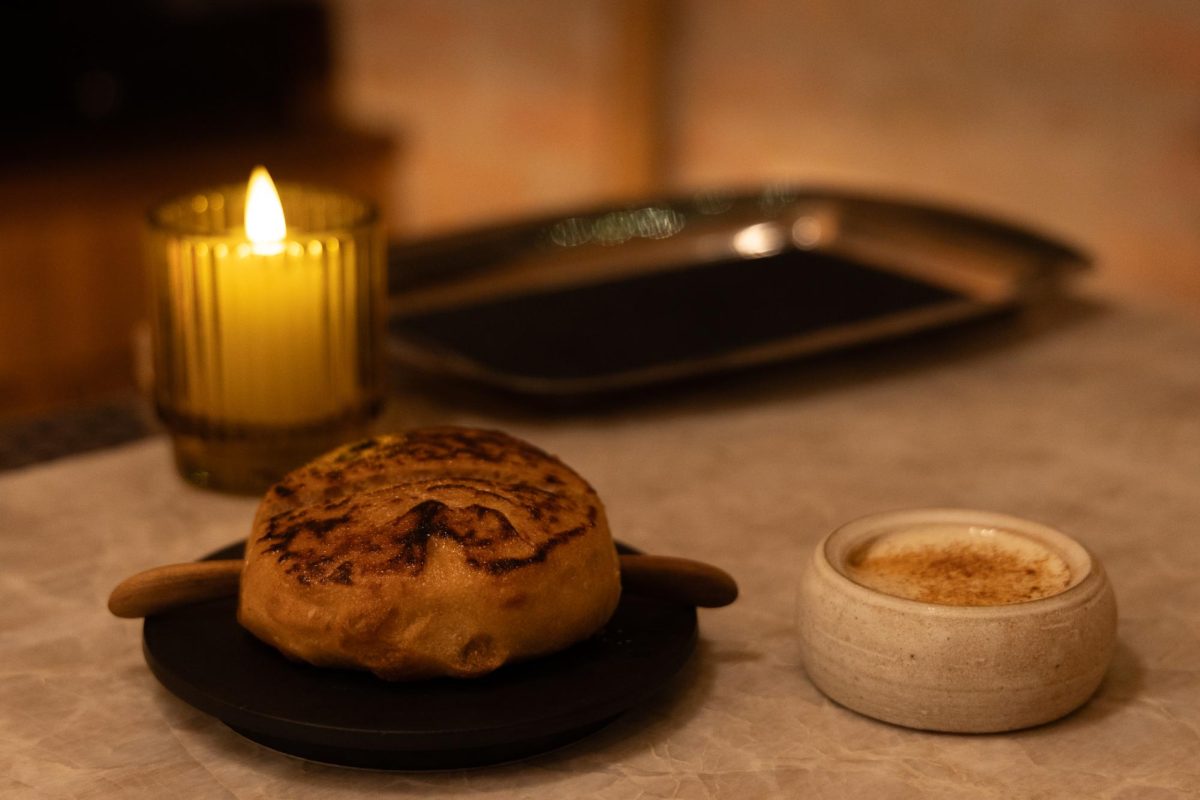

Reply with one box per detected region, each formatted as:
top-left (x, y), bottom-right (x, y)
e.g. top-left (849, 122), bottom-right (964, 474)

top-left (797, 509), bottom-right (1117, 733)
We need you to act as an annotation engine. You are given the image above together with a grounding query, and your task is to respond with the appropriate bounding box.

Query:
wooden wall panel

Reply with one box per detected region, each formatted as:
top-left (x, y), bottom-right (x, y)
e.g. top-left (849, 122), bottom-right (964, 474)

top-left (663, 0), bottom-right (1200, 310)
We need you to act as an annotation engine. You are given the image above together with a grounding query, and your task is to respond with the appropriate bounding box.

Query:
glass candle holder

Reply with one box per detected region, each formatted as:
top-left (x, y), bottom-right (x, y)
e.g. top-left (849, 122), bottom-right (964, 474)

top-left (147, 175), bottom-right (385, 494)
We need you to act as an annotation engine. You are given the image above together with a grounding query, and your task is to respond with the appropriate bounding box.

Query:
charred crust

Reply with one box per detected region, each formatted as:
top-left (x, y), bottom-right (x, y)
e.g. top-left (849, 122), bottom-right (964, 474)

top-left (481, 525), bottom-right (588, 575)
top-left (374, 428), bottom-right (556, 468)
top-left (255, 428), bottom-right (599, 588)
top-left (329, 561), bottom-right (354, 585)
top-left (259, 512), bottom-right (353, 557)
top-left (334, 437), bottom-right (380, 463)
top-left (295, 514), bottom-right (351, 540)
top-left (257, 495), bottom-right (595, 585)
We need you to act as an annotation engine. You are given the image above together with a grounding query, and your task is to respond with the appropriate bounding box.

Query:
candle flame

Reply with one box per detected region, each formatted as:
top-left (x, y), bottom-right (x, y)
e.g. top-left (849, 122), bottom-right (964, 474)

top-left (245, 166), bottom-right (286, 255)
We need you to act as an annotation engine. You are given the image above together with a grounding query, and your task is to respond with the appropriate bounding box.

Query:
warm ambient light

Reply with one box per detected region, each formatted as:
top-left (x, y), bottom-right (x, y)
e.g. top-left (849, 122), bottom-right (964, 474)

top-left (245, 166), bottom-right (286, 255)
top-left (732, 222), bottom-right (785, 258)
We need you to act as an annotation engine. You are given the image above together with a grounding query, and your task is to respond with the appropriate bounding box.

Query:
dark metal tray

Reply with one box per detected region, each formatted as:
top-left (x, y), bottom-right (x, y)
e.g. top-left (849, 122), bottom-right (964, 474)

top-left (387, 188), bottom-right (1086, 397)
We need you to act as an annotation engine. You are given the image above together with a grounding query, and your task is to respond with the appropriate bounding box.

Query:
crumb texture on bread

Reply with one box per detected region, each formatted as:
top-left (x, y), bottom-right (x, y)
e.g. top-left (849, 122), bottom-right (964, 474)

top-left (237, 427), bottom-right (622, 680)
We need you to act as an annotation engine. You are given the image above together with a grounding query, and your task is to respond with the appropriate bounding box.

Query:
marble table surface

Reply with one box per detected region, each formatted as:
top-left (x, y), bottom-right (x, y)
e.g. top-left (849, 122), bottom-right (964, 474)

top-left (3, 299), bottom-right (1199, 799)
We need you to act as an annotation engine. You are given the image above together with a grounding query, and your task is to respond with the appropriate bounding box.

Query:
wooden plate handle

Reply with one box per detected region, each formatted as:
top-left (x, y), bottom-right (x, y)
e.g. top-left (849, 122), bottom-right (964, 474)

top-left (107, 560), bottom-right (242, 618)
top-left (616, 555), bottom-right (739, 609)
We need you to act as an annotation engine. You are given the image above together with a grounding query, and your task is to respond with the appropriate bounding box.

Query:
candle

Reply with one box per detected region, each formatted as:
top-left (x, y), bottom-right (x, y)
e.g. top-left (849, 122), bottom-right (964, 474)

top-left (148, 167), bottom-right (383, 493)
top-left (201, 167), bottom-right (351, 425)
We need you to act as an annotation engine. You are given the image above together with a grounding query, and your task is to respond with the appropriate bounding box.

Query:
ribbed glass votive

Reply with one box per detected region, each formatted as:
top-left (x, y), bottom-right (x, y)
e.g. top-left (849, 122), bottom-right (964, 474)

top-left (147, 177), bottom-right (384, 494)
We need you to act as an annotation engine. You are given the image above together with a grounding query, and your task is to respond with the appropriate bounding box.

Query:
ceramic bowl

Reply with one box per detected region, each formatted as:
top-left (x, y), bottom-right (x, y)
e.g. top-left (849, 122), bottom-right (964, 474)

top-left (796, 509), bottom-right (1117, 733)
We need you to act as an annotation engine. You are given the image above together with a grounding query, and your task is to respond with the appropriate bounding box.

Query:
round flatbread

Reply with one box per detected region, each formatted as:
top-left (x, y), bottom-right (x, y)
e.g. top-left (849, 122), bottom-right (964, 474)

top-left (238, 427), bottom-right (621, 680)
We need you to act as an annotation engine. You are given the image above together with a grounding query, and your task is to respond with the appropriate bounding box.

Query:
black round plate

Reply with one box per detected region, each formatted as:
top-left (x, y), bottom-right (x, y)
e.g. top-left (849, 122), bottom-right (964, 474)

top-left (143, 542), bottom-right (697, 770)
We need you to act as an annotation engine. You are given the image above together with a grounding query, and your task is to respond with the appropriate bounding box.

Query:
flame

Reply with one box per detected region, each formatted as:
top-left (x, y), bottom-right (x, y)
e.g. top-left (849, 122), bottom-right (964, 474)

top-left (245, 166), bottom-right (286, 255)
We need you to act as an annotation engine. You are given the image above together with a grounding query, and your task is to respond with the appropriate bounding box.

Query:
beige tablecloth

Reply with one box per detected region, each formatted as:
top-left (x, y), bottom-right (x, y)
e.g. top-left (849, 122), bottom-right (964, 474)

top-left (4, 301), bottom-right (1199, 798)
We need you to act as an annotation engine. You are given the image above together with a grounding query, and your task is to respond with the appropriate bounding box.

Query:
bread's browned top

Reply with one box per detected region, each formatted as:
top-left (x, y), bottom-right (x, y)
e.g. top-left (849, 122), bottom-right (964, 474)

top-left (259, 428), bottom-right (580, 515)
top-left (250, 428), bottom-right (602, 588)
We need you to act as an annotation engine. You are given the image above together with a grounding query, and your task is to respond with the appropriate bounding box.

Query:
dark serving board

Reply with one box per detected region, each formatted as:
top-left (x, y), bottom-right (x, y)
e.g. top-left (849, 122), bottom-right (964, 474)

top-left (143, 542), bottom-right (697, 770)
top-left (387, 188), bottom-right (1087, 397)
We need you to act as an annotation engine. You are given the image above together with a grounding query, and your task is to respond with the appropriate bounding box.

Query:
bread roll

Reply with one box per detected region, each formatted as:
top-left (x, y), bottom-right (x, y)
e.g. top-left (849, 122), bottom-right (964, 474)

top-left (238, 427), bottom-right (621, 680)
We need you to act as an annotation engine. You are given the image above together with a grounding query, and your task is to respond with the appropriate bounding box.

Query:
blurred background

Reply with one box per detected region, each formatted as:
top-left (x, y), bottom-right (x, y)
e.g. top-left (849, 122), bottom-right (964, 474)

top-left (2, 0), bottom-right (1197, 420)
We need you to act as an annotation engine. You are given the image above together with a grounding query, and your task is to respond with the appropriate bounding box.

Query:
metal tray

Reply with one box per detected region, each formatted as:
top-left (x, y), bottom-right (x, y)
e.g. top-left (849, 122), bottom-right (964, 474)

top-left (387, 188), bottom-right (1087, 397)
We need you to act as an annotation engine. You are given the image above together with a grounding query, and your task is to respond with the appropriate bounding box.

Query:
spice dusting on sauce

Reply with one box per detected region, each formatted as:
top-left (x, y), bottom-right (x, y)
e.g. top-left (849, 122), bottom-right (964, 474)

top-left (845, 524), bottom-right (1072, 606)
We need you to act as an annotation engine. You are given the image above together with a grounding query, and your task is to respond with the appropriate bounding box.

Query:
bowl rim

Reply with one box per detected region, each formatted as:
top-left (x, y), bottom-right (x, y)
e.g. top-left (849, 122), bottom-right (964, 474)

top-left (816, 507), bottom-right (1103, 617)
